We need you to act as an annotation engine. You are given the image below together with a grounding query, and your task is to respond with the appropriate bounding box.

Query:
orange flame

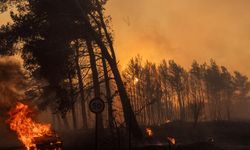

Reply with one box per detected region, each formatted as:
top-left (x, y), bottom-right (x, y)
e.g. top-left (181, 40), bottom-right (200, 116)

top-left (134, 77), bottom-right (139, 84)
top-left (7, 102), bottom-right (53, 150)
top-left (167, 136), bottom-right (176, 145)
top-left (165, 119), bottom-right (171, 124)
top-left (145, 128), bottom-right (153, 137)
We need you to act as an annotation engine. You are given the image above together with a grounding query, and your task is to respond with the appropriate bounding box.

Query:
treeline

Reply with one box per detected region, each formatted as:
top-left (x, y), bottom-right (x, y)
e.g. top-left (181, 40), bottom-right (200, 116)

top-left (123, 55), bottom-right (250, 126)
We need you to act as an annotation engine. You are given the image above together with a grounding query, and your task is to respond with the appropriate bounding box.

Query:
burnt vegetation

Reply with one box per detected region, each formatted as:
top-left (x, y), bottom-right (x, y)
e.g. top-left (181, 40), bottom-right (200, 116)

top-left (0, 1), bottom-right (250, 150)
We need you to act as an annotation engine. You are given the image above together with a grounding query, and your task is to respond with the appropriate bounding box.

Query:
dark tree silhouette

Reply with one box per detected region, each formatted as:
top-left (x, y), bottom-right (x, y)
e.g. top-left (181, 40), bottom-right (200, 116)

top-left (0, 0), bottom-right (143, 138)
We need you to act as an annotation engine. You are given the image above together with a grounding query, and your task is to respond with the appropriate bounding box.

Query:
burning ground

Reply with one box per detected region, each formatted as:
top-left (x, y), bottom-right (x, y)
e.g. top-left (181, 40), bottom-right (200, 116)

top-left (38, 121), bottom-right (250, 150)
top-left (1, 120), bottom-right (250, 150)
top-left (7, 102), bottom-right (53, 149)
top-left (139, 121), bottom-right (250, 150)
top-left (0, 56), bottom-right (61, 150)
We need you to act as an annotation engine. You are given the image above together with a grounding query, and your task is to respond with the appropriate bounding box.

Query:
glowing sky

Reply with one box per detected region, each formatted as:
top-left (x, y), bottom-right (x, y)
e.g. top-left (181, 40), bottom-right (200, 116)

top-left (106, 0), bottom-right (250, 76)
top-left (1, 0), bottom-right (250, 76)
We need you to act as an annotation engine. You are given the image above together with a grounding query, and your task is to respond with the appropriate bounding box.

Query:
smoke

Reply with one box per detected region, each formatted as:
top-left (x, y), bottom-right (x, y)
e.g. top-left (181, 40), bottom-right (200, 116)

top-left (0, 55), bottom-right (28, 111)
top-left (107, 0), bottom-right (250, 76)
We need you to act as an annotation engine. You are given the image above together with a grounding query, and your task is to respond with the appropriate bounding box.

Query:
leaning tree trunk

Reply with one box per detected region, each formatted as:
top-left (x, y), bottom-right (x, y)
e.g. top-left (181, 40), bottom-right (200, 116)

top-left (106, 59), bottom-right (143, 138)
top-left (95, 0), bottom-right (117, 62)
top-left (87, 18), bottom-right (143, 138)
top-left (73, 0), bottom-right (143, 139)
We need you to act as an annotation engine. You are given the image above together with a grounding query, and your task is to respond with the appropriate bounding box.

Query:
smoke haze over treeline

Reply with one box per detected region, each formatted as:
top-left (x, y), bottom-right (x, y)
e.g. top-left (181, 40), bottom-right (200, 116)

top-left (1, 0), bottom-right (250, 76)
top-left (123, 55), bottom-right (250, 123)
top-left (107, 0), bottom-right (250, 77)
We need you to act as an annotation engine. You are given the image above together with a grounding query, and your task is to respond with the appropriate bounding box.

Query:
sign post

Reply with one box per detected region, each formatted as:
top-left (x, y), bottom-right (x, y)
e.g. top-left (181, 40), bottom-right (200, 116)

top-left (89, 97), bottom-right (105, 150)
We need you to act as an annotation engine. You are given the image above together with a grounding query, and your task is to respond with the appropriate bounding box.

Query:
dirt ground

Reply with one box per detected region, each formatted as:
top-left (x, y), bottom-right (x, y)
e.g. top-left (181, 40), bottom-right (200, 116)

top-left (1, 121), bottom-right (250, 150)
top-left (59, 121), bottom-right (250, 150)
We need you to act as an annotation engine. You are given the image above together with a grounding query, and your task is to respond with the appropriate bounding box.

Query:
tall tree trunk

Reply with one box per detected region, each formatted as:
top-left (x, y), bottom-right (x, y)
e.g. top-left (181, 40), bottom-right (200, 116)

top-left (74, 44), bottom-right (88, 129)
top-left (107, 60), bottom-right (143, 138)
top-left (69, 73), bottom-right (77, 130)
top-left (73, 0), bottom-right (143, 138)
top-left (101, 55), bottom-right (114, 128)
top-left (56, 114), bottom-right (62, 130)
top-left (177, 92), bottom-right (184, 121)
top-left (71, 103), bottom-right (77, 129)
top-left (63, 114), bottom-right (70, 129)
top-left (86, 39), bottom-right (104, 130)
top-left (52, 114), bottom-right (56, 129)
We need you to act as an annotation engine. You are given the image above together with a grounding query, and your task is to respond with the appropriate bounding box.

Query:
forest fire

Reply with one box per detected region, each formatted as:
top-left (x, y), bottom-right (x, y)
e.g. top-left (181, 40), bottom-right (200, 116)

top-left (1, 0), bottom-right (250, 150)
top-left (145, 128), bottom-right (153, 137)
top-left (6, 102), bottom-right (57, 150)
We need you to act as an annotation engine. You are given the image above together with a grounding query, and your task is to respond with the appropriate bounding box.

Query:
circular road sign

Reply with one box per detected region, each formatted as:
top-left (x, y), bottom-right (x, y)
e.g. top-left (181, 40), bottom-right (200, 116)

top-left (89, 97), bottom-right (105, 114)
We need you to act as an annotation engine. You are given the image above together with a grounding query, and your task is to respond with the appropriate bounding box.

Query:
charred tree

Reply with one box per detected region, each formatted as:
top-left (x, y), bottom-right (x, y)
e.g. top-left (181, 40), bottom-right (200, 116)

top-left (86, 39), bottom-right (104, 130)
top-left (74, 42), bottom-right (88, 129)
top-left (73, 0), bottom-right (143, 138)
top-left (68, 73), bottom-right (77, 130)
top-left (101, 55), bottom-right (114, 129)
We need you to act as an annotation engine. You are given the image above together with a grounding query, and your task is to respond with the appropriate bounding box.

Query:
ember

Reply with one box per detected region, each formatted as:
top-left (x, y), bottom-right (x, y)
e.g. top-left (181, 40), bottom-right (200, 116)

top-left (145, 128), bottom-right (153, 137)
top-left (165, 119), bottom-right (171, 124)
top-left (7, 102), bottom-right (53, 150)
top-left (167, 136), bottom-right (176, 145)
top-left (134, 77), bottom-right (139, 85)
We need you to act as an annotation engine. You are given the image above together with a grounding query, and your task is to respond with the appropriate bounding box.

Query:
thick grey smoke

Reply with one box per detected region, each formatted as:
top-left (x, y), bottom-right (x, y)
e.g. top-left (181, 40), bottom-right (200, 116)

top-left (0, 55), bottom-right (28, 111)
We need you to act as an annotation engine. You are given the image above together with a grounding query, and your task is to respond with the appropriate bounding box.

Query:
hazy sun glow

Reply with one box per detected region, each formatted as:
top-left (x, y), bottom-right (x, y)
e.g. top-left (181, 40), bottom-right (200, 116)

top-left (107, 0), bottom-right (250, 76)
top-left (1, 0), bottom-right (250, 76)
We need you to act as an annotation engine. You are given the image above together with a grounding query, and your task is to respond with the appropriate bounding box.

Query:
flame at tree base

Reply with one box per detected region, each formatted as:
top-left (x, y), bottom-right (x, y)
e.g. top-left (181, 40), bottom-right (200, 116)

top-left (167, 136), bottom-right (176, 145)
top-left (7, 102), bottom-right (53, 150)
top-left (145, 127), bottom-right (154, 137)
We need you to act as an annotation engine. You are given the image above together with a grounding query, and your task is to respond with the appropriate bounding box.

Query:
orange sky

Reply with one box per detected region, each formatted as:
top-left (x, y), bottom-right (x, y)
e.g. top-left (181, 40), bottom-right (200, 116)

top-left (106, 0), bottom-right (250, 76)
top-left (1, 0), bottom-right (250, 76)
